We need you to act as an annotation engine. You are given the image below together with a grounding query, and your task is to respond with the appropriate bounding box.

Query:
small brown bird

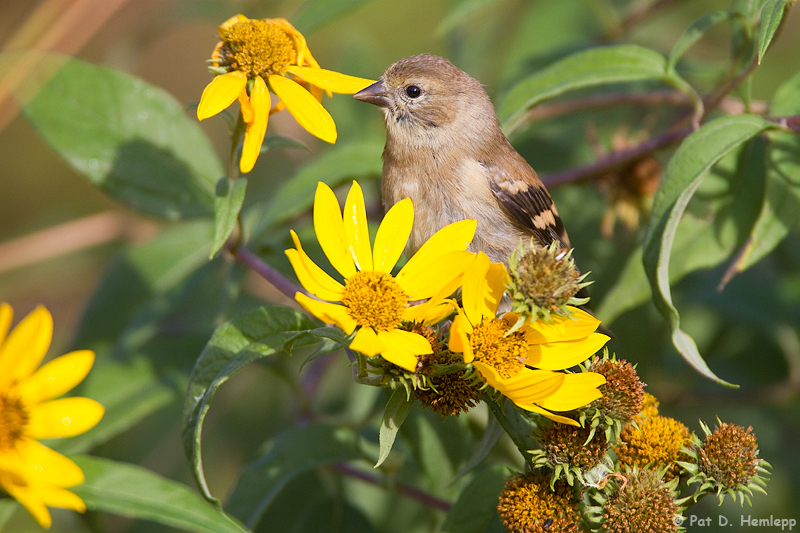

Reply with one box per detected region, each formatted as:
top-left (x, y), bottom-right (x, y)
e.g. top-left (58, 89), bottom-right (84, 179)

top-left (353, 54), bottom-right (571, 266)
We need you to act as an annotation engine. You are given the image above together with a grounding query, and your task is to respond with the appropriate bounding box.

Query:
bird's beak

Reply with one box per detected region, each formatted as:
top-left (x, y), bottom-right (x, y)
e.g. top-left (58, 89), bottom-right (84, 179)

top-left (353, 80), bottom-right (391, 108)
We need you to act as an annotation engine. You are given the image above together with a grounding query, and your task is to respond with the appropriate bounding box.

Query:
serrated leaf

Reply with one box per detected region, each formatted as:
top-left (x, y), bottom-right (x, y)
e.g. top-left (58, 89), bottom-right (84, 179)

top-left (668, 10), bottom-right (731, 71)
top-left (292, 0), bottom-right (378, 33)
top-left (70, 455), bottom-right (248, 533)
top-left (758, 0), bottom-right (787, 64)
top-left (498, 45), bottom-right (673, 134)
top-left (20, 53), bottom-right (222, 219)
top-left (253, 140), bottom-right (383, 236)
top-left (441, 467), bottom-right (507, 533)
top-left (224, 424), bottom-right (363, 529)
top-left (643, 114), bottom-right (774, 385)
top-left (376, 388), bottom-right (414, 468)
top-left (210, 178), bottom-right (247, 259)
top-left (181, 306), bottom-right (320, 503)
top-left (294, 327), bottom-right (350, 371)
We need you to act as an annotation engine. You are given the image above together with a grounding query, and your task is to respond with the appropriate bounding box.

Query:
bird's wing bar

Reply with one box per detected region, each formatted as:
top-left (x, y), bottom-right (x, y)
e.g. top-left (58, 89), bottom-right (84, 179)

top-left (484, 164), bottom-right (569, 249)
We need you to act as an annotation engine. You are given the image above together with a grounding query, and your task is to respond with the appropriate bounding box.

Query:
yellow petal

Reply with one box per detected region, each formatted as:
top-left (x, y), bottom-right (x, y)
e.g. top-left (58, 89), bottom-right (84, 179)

top-left (18, 350), bottom-right (95, 405)
top-left (240, 76), bottom-right (270, 173)
top-left (487, 367), bottom-right (564, 402)
top-left (16, 438), bottom-right (85, 487)
top-left (270, 18), bottom-right (318, 68)
top-left (287, 66), bottom-right (374, 94)
top-left (314, 182), bottom-right (356, 279)
top-left (397, 250), bottom-right (475, 301)
top-left (286, 232), bottom-right (344, 301)
top-left (34, 485), bottom-right (86, 513)
top-left (218, 14), bottom-right (248, 39)
top-left (0, 302), bottom-right (11, 346)
top-left (398, 219), bottom-right (476, 296)
top-left (349, 327), bottom-right (383, 357)
top-left (295, 293), bottom-right (357, 334)
top-left (373, 198), bottom-right (413, 273)
top-left (197, 71), bottom-right (247, 121)
top-left (376, 329), bottom-right (431, 371)
top-left (528, 333), bottom-right (610, 371)
top-left (526, 307), bottom-right (602, 344)
top-left (342, 181), bottom-right (373, 271)
top-left (520, 404), bottom-right (581, 426)
top-left (403, 298), bottom-right (456, 325)
top-left (27, 397), bottom-right (104, 439)
top-left (269, 74), bottom-right (337, 143)
top-left (537, 372), bottom-right (606, 411)
top-left (238, 85), bottom-right (255, 124)
top-left (460, 253), bottom-right (506, 325)
top-left (1, 475), bottom-right (53, 528)
top-left (449, 313), bottom-right (474, 362)
top-left (0, 305), bottom-right (52, 384)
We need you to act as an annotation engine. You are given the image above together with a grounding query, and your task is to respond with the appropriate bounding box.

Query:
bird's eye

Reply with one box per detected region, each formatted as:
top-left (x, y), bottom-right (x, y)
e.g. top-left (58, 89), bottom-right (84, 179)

top-left (405, 85), bottom-right (422, 98)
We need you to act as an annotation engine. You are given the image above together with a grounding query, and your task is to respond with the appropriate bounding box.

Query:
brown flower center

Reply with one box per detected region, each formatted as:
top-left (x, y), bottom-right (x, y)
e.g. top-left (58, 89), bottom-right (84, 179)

top-left (342, 271), bottom-right (407, 332)
top-left (470, 317), bottom-right (527, 379)
top-left (218, 19), bottom-right (296, 78)
top-left (0, 390), bottom-right (29, 451)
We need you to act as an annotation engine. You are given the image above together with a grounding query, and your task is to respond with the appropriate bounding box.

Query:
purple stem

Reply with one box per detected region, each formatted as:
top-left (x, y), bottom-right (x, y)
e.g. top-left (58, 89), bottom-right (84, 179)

top-left (234, 247), bottom-right (309, 300)
top-left (333, 463), bottom-right (453, 512)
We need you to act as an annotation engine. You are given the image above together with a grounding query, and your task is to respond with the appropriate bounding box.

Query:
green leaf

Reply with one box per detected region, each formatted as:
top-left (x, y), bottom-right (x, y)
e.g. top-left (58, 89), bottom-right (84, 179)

top-left (601, 136), bottom-right (768, 323)
top-left (668, 10), bottom-right (731, 71)
top-left (290, 498), bottom-right (375, 533)
top-left (451, 414), bottom-right (504, 484)
top-left (484, 398), bottom-right (537, 462)
top-left (70, 455), bottom-right (249, 533)
top-left (293, 327), bottom-right (350, 371)
top-left (260, 134), bottom-right (310, 153)
top-left (0, 500), bottom-right (17, 529)
top-left (21, 53), bottom-right (222, 219)
top-left (210, 177), bottom-right (247, 259)
top-left (758, 0), bottom-right (787, 64)
top-left (181, 306), bottom-right (320, 503)
top-left (441, 467), bottom-right (507, 533)
top-left (437, 0), bottom-right (502, 35)
top-left (498, 45), bottom-right (673, 134)
top-left (376, 388), bottom-right (414, 468)
top-left (253, 140), bottom-right (383, 235)
top-left (49, 222), bottom-right (213, 454)
top-left (224, 424), bottom-right (364, 529)
top-left (643, 114), bottom-right (774, 385)
top-left (292, 0), bottom-right (379, 33)
top-left (729, 69), bottom-right (800, 274)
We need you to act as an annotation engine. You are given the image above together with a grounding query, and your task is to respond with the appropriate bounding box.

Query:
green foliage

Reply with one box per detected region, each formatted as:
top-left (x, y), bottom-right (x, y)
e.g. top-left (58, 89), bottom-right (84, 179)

top-left (6, 1), bottom-right (800, 532)
top-left (22, 54), bottom-right (222, 219)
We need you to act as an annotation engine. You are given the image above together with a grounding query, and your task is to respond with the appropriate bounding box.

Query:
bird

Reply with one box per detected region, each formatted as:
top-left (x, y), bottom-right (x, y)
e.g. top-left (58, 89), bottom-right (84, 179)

top-left (353, 53), bottom-right (572, 267)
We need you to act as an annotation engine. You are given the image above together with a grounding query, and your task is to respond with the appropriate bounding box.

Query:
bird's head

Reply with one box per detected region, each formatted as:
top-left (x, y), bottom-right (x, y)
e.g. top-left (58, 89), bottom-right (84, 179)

top-left (354, 54), bottom-right (499, 150)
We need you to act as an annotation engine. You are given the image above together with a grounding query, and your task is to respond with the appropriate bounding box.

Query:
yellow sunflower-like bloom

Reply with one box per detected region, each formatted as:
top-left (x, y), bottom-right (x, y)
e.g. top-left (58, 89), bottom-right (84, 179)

top-left (286, 181), bottom-right (477, 372)
top-left (197, 14), bottom-right (374, 173)
top-left (0, 303), bottom-right (104, 528)
top-left (449, 253), bottom-right (609, 426)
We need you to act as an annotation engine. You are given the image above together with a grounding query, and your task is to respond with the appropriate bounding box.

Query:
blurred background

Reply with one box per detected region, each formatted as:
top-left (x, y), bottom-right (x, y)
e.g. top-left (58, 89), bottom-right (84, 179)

top-left (1, 0), bottom-right (798, 531)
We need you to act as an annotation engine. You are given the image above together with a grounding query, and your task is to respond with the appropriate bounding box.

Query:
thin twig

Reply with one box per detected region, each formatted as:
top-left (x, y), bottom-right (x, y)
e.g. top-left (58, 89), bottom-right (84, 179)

top-left (233, 247), bottom-right (307, 301)
top-left (541, 125), bottom-right (692, 187)
top-left (333, 463), bottom-right (453, 512)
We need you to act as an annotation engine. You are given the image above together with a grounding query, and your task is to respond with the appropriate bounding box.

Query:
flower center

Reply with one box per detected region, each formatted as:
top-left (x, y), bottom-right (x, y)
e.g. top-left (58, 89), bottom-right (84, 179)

top-left (218, 19), bottom-right (296, 78)
top-left (0, 390), bottom-right (29, 451)
top-left (470, 318), bottom-right (528, 379)
top-left (342, 271), bottom-right (407, 332)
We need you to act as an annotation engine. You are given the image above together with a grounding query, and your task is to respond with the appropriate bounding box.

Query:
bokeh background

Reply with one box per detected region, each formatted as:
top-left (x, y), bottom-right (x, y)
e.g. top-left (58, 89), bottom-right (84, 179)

top-left (1, 0), bottom-right (798, 531)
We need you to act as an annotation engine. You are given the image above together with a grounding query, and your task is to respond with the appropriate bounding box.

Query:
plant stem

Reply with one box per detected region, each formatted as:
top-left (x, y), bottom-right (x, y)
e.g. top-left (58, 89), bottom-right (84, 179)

top-left (233, 247), bottom-right (307, 301)
top-left (333, 463), bottom-right (453, 512)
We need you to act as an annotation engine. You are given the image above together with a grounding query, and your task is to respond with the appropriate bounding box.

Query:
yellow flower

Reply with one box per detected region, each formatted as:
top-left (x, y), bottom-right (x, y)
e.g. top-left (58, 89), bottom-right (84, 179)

top-left (197, 15), bottom-right (374, 173)
top-left (449, 253), bottom-right (609, 426)
top-left (286, 181), bottom-right (476, 372)
top-left (0, 303), bottom-right (104, 528)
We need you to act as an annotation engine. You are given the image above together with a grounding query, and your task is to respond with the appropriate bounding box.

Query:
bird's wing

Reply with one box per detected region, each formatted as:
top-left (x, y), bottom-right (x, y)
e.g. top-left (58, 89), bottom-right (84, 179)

top-left (483, 162), bottom-right (570, 249)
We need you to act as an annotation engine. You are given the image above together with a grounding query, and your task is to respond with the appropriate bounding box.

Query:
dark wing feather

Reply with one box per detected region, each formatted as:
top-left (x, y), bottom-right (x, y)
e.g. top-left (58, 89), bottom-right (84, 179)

top-left (483, 163), bottom-right (570, 249)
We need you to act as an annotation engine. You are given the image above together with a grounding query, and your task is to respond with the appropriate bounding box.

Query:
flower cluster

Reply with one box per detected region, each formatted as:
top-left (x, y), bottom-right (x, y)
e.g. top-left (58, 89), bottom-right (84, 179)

top-left (197, 15), bottom-right (373, 173)
top-left (287, 181), bottom-right (610, 423)
top-left (0, 303), bottom-right (104, 528)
